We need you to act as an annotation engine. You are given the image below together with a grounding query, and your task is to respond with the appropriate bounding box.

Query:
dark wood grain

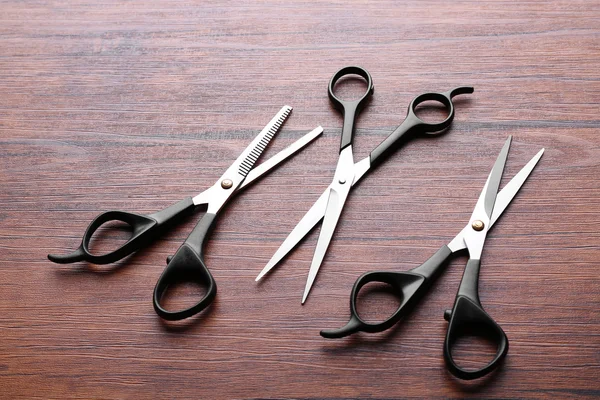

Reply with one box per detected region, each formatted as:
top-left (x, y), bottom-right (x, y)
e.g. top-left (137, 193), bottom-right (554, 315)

top-left (1, 1), bottom-right (599, 398)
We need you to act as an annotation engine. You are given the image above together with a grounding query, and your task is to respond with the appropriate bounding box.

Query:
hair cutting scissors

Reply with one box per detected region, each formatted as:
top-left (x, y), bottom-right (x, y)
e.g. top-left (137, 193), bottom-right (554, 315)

top-left (255, 66), bottom-right (473, 303)
top-left (320, 136), bottom-right (544, 380)
top-left (48, 106), bottom-right (323, 320)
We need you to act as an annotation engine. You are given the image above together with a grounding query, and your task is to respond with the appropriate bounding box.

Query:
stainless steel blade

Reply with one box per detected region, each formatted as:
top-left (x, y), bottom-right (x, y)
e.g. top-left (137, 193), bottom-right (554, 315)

top-left (490, 148), bottom-right (544, 225)
top-left (240, 126), bottom-right (323, 190)
top-left (237, 106), bottom-right (292, 177)
top-left (256, 154), bottom-right (369, 281)
top-left (483, 136), bottom-right (512, 218)
top-left (193, 106), bottom-right (292, 213)
top-left (255, 189), bottom-right (329, 281)
top-left (302, 146), bottom-right (355, 303)
top-left (448, 147), bottom-right (544, 253)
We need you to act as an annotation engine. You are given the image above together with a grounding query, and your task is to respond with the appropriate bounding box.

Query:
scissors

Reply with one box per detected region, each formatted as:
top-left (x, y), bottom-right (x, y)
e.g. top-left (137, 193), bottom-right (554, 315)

top-left (320, 136), bottom-right (544, 380)
top-left (48, 106), bottom-right (323, 320)
top-left (255, 66), bottom-right (473, 303)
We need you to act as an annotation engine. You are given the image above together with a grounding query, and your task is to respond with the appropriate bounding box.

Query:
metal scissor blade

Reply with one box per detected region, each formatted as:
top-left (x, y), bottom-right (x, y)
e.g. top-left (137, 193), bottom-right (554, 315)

top-left (482, 136), bottom-right (512, 218)
top-left (302, 146), bottom-right (355, 303)
top-left (302, 184), bottom-right (352, 303)
top-left (490, 148), bottom-right (544, 226)
top-left (235, 105), bottom-right (292, 178)
top-left (448, 147), bottom-right (545, 253)
top-left (240, 126), bottom-right (323, 190)
top-left (255, 189), bottom-right (329, 281)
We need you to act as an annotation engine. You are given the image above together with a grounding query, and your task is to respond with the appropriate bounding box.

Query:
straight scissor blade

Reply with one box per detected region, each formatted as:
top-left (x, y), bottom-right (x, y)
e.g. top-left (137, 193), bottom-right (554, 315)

top-left (301, 146), bottom-right (355, 303)
top-left (448, 147), bottom-right (544, 252)
top-left (302, 183), bottom-right (351, 303)
top-left (240, 126), bottom-right (323, 190)
top-left (482, 136), bottom-right (512, 218)
top-left (490, 148), bottom-right (544, 225)
top-left (255, 189), bottom-right (329, 281)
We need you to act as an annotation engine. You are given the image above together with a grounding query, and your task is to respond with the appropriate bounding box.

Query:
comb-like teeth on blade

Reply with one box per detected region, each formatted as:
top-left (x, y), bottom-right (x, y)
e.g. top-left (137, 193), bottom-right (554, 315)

top-left (237, 107), bottom-right (291, 176)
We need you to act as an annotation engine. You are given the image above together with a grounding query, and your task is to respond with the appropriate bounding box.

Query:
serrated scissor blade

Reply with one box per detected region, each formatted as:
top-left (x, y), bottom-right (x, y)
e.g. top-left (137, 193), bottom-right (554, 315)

top-left (235, 105), bottom-right (292, 177)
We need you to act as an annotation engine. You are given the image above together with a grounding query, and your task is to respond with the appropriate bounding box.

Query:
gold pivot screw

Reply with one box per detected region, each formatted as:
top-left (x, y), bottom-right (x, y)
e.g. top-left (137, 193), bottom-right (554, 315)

top-left (471, 220), bottom-right (485, 231)
top-left (221, 179), bottom-right (233, 189)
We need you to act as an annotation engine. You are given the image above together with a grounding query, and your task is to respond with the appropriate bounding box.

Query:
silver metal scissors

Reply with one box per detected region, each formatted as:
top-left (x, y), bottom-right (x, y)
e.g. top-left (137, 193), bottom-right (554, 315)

top-left (48, 106), bottom-right (323, 320)
top-left (255, 66), bottom-right (473, 303)
top-left (320, 136), bottom-right (544, 380)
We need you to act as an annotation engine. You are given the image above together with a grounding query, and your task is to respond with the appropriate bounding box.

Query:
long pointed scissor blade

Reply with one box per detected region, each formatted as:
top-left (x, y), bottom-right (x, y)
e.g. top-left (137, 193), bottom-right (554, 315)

top-left (483, 136), bottom-right (512, 218)
top-left (301, 146), bottom-right (355, 303)
top-left (235, 106), bottom-right (292, 177)
top-left (302, 183), bottom-right (351, 303)
top-left (490, 148), bottom-right (544, 226)
top-left (255, 189), bottom-right (329, 281)
top-left (240, 126), bottom-right (323, 190)
top-left (448, 147), bottom-right (544, 252)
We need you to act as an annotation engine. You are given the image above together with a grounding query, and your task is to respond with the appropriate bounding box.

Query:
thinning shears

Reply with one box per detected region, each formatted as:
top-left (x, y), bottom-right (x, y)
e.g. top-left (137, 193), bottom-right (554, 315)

top-left (255, 66), bottom-right (473, 303)
top-left (320, 137), bottom-right (544, 380)
top-left (48, 106), bottom-right (323, 320)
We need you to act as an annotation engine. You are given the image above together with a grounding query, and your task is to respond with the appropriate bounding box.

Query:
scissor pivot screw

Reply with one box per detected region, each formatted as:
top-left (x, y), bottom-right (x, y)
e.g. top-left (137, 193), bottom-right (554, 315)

top-left (472, 220), bottom-right (485, 231)
top-left (221, 179), bottom-right (233, 189)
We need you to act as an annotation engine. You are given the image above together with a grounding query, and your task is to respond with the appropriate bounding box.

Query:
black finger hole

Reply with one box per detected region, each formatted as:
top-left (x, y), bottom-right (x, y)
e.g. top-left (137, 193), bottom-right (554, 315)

top-left (158, 281), bottom-right (208, 312)
top-left (413, 100), bottom-right (451, 124)
top-left (355, 281), bottom-right (402, 324)
top-left (450, 330), bottom-right (500, 372)
top-left (87, 220), bottom-right (133, 256)
top-left (332, 74), bottom-right (369, 102)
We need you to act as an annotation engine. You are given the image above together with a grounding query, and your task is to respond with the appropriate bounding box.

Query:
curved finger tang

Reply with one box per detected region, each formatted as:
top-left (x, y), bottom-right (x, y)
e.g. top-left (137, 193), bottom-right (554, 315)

top-left (48, 210), bottom-right (157, 265)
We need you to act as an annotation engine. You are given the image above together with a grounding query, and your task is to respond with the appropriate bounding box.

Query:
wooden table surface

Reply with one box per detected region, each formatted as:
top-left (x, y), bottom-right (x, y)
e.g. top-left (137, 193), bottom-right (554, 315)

top-left (1, 1), bottom-right (599, 399)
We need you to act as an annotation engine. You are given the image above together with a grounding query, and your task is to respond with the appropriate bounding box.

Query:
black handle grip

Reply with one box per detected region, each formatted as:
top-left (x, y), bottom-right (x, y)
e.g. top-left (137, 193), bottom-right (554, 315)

top-left (443, 259), bottom-right (509, 380)
top-left (320, 245), bottom-right (453, 338)
top-left (153, 212), bottom-right (218, 321)
top-left (328, 66), bottom-right (374, 151)
top-left (369, 86), bottom-right (474, 167)
top-left (47, 197), bottom-right (196, 265)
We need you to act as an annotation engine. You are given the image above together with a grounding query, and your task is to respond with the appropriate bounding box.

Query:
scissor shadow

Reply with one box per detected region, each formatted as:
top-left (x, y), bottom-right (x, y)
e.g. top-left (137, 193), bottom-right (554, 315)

top-left (156, 301), bottom-right (218, 333)
top-left (52, 244), bottom-right (150, 276)
top-left (444, 362), bottom-right (507, 392)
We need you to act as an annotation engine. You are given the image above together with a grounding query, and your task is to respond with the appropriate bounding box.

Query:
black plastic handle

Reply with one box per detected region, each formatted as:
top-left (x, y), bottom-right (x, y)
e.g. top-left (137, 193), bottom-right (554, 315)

top-left (153, 212), bottom-right (218, 320)
top-left (369, 86), bottom-right (474, 168)
top-left (320, 245), bottom-right (453, 338)
top-left (443, 259), bottom-right (509, 380)
top-left (328, 66), bottom-right (374, 151)
top-left (48, 197), bottom-right (196, 265)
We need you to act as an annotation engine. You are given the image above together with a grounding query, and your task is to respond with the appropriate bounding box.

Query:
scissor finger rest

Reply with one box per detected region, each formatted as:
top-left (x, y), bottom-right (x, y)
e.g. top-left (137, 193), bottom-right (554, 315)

top-left (153, 212), bottom-right (218, 320)
top-left (368, 87), bottom-right (474, 167)
top-left (48, 197), bottom-right (196, 265)
top-left (409, 87), bottom-right (474, 133)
